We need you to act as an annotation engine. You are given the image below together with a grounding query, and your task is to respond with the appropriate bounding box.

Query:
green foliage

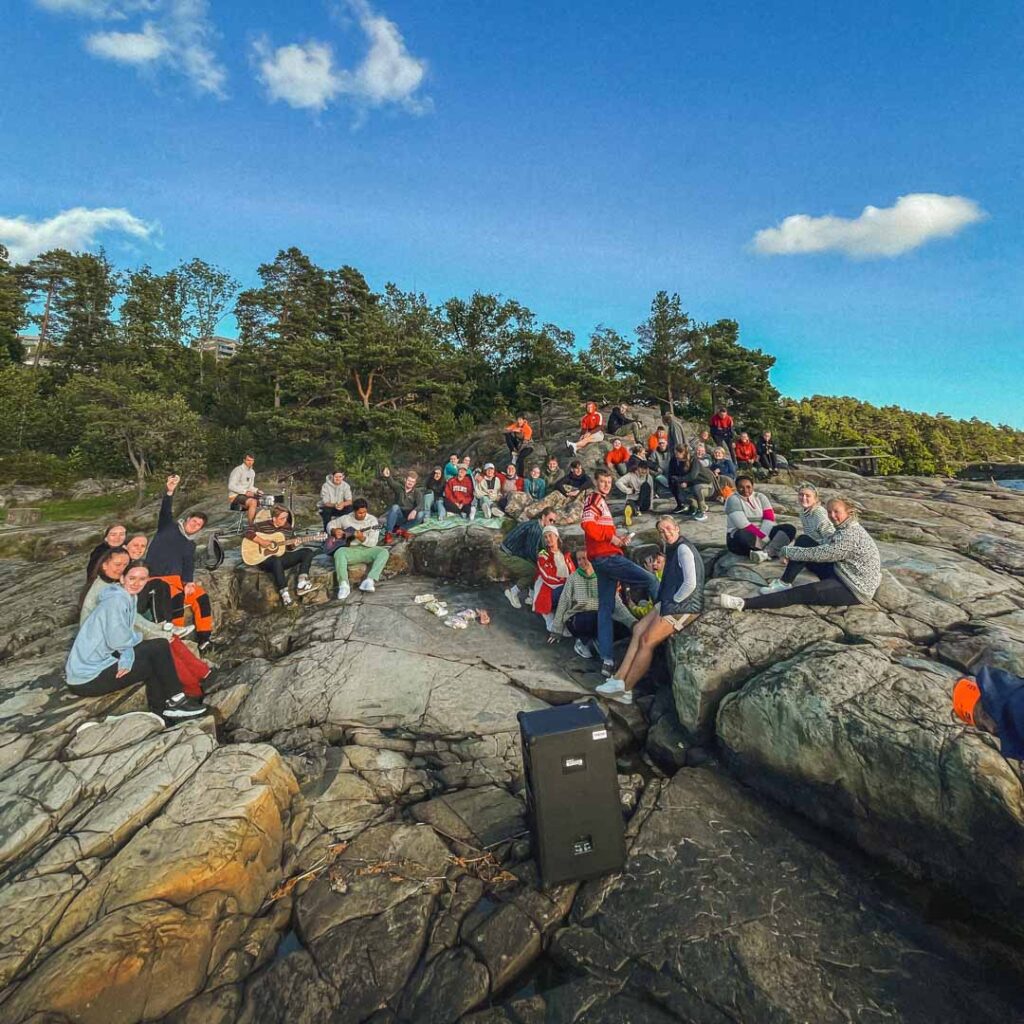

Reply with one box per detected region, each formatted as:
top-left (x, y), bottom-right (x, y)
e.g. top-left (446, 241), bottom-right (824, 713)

top-left (4, 238), bottom-right (1021, 489)
top-left (0, 451), bottom-right (73, 486)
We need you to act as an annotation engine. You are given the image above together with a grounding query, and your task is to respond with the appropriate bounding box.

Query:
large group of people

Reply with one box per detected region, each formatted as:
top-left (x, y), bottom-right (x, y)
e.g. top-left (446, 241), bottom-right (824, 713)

top-left (62, 401), bottom-right (901, 729)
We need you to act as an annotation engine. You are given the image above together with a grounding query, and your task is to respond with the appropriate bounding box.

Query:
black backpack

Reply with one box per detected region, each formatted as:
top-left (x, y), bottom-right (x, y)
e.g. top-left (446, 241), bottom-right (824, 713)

top-left (205, 534), bottom-right (225, 571)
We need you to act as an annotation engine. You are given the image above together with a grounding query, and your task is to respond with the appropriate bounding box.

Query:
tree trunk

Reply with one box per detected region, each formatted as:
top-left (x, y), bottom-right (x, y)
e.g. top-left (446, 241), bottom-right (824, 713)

top-left (125, 437), bottom-right (147, 506)
top-left (274, 377), bottom-right (281, 410)
top-left (353, 369), bottom-right (375, 410)
top-left (34, 278), bottom-right (56, 369)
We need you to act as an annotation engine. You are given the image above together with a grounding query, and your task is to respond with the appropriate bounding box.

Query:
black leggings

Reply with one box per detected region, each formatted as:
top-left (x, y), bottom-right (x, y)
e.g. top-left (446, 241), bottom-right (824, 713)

top-left (744, 562), bottom-right (858, 609)
top-left (320, 504), bottom-right (352, 531)
top-left (260, 548), bottom-right (314, 590)
top-left (781, 536), bottom-right (819, 583)
top-left (727, 523), bottom-right (794, 556)
top-left (138, 578), bottom-right (172, 624)
top-left (70, 639), bottom-right (182, 710)
top-left (444, 498), bottom-right (471, 516)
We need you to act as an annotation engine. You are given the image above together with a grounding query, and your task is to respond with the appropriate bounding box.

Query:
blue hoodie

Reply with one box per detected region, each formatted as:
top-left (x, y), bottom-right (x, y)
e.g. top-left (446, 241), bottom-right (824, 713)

top-left (66, 585), bottom-right (142, 685)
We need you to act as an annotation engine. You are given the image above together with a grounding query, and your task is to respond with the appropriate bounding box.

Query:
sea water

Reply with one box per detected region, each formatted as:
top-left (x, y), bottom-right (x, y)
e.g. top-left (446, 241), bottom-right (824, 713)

top-left (1001, 480), bottom-right (1024, 492)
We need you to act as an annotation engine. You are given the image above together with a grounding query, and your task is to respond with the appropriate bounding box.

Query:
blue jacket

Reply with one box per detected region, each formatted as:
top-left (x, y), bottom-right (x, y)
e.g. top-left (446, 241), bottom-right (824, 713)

top-left (978, 666), bottom-right (1024, 761)
top-left (66, 585), bottom-right (142, 685)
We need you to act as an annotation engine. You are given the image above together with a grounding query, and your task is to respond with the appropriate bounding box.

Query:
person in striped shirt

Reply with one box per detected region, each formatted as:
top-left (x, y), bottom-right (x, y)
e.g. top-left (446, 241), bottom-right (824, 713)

top-left (582, 467), bottom-right (660, 676)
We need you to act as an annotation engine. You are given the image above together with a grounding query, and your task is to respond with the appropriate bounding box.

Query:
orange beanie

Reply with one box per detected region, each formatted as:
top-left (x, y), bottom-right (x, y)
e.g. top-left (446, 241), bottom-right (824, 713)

top-left (952, 677), bottom-right (981, 726)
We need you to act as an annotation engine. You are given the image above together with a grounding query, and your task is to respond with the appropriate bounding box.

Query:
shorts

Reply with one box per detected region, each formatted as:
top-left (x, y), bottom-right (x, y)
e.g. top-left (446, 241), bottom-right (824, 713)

top-left (660, 611), bottom-right (700, 631)
top-left (229, 496), bottom-right (250, 511)
top-left (586, 430), bottom-right (605, 442)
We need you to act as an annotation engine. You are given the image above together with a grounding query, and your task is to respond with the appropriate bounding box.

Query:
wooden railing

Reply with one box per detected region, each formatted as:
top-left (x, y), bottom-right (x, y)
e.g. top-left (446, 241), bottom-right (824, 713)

top-left (789, 446), bottom-right (889, 476)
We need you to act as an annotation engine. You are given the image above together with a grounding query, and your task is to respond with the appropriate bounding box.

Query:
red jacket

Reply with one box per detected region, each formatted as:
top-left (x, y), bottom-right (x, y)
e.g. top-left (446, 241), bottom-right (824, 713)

top-left (444, 476), bottom-right (473, 507)
top-left (581, 410), bottom-right (603, 432)
top-left (734, 440), bottom-right (758, 463)
top-left (581, 493), bottom-right (618, 560)
top-left (646, 432), bottom-right (668, 451)
top-left (504, 421), bottom-right (534, 442)
top-left (604, 446), bottom-right (630, 467)
top-left (710, 412), bottom-right (733, 431)
top-left (498, 472), bottom-right (524, 492)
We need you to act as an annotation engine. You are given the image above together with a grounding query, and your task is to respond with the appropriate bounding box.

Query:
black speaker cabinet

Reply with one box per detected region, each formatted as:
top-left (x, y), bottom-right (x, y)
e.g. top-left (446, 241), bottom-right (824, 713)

top-left (517, 701), bottom-right (626, 888)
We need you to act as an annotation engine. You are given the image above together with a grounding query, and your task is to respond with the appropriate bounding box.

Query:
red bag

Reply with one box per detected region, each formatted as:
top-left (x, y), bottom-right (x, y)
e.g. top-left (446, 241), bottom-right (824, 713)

top-left (169, 636), bottom-right (210, 698)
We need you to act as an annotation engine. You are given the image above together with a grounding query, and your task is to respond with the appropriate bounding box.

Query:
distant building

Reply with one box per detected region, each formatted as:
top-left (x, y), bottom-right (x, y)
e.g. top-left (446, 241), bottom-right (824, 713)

top-left (18, 334), bottom-right (53, 367)
top-left (193, 335), bottom-right (239, 360)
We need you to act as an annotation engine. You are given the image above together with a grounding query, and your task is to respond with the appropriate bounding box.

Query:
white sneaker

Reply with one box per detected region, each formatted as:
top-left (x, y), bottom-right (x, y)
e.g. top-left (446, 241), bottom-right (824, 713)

top-left (296, 576), bottom-right (313, 594)
top-left (712, 594), bottom-right (746, 611)
top-left (749, 550), bottom-right (770, 564)
top-left (758, 579), bottom-right (791, 595)
top-left (160, 693), bottom-right (210, 723)
top-left (611, 690), bottom-right (633, 705)
top-left (76, 711), bottom-right (165, 734)
top-left (359, 578), bottom-right (376, 593)
top-left (170, 624), bottom-right (195, 638)
top-left (565, 440), bottom-right (576, 452)
top-left (336, 582), bottom-right (351, 601)
top-left (280, 588), bottom-right (293, 607)
top-left (573, 638), bottom-right (594, 659)
top-left (504, 586), bottom-right (521, 609)
top-left (692, 512), bottom-right (708, 522)
top-left (595, 677), bottom-right (625, 696)
top-left (469, 508), bottom-right (477, 521)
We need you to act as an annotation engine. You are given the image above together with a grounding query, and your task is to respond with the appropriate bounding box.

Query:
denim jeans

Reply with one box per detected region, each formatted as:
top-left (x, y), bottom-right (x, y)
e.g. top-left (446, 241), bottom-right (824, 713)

top-left (593, 554), bottom-right (659, 661)
top-left (385, 504), bottom-right (423, 534)
top-left (421, 493), bottom-right (446, 520)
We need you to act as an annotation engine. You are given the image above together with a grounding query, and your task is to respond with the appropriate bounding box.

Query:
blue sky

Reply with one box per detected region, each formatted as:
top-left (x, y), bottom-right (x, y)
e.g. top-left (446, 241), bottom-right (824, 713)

top-left (2, 1), bottom-right (1022, 426)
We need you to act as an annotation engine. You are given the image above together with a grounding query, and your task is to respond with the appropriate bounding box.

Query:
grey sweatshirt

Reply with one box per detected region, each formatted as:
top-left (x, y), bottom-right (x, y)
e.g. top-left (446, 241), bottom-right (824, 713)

top-left (800, 503), bottom-right (835, 544)
top-left (782, 517), bottom-right (881, 603)
top-left (320, 475), bottom-right (353, 508)
top-left (228, 464), bottom-right (256, 498)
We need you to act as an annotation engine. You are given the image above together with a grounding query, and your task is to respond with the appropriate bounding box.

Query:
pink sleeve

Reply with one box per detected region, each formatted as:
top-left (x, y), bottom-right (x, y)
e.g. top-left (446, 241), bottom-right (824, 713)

top-left (745, 524), bottom-right (767, 540)
top-left (762, 508), bottom-right (776, 522)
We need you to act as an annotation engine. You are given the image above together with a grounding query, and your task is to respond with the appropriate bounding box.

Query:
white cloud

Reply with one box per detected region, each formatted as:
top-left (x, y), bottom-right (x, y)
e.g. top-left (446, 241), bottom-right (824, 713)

top-left (85, 22), bottom-right (168, 63)
top-left (752, 193), bottom-right (986, 259)
top-left (254, 0), bottom-right (428, 115)
top-left (0, 207), bottom-right (156, 264)
top-left (34, 0), bottom-right (225, 96)
top-left (254, 39), bottom-right (340, 111)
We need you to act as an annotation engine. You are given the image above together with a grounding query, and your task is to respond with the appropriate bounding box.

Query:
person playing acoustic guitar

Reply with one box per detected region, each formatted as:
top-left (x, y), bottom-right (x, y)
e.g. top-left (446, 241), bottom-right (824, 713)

top-left (245, 505), bottom-right (315, 607)
top-left (325, 498), bottom-right (389, 602)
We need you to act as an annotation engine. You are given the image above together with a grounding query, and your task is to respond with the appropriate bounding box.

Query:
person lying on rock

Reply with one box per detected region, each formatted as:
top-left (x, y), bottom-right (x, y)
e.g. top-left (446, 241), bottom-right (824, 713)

top-left (953, 668), bottom-right (1024, 760)
top-left (597, 516), bottom-right (703, 705)
top-left (423, 467), bottom-right (447, 520)
top-left (86, 522), bottom-right (127, 580)
top-left (757, 482), bottom-right (835, 596)
top-left (549, 547), bottom-right (635, 658)
top-left (553, 459), bottom-right (593, 499)
top-left (524, 464), bottom-right (547, 501)
top-left (534, 525), bottom-right (575, 630)
top-left (566, 401), bottom-right (605, 455)
top-left (711, 497), bottom-right (881, 612)
top-left (443, 466), bottom-right (474, 519)
top-left (723, 475), bottom-right (790, 563)
top-left (147, 474), bottom-right (214, 650)
top-left (247, 503), bottom-right (315, 607)
top-left (65, 559), bottom-right (210, 726)
top-left (501, 507), bottom-right (558, 608)
top-left (326, 498), bottom-right (389, 602)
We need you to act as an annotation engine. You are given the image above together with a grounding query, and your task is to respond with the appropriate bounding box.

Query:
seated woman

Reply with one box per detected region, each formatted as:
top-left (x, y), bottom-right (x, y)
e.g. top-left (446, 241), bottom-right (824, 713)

top-left (597, 516), bottom-right (703, 705)
top-left (710, 446), bottom-right (736, 480)
top-left (669, 447), bottom-right (714, 520)
top-left (443, 466), bottom-right (474, 518)
top-left (724, 476), bottom-right (792, 562)
top-left (711, 497), bottom-right (881, 611)
top-left (758, 482), bottom-right (834, 594)
top-left (524, 464), bottom-right (547, 501)
top-left (65, 560), bottom-right (209, 724)
top-left (423, 467), bottom-right (447, 520)
top-left (498, 463), bottom-right (523, 509)
top-left (86, 523), bottom-right (127, 580)
top-left (733, 431), bottom-right (758, 468)
top-left (566, 401), bottom-right (605, 454)
top-left (473, 464), bottom-right (503, 520)
top-left (533, 525), bottom-right (575, 630)
top-left (125, 534), bottom-right (149, 560)
top-left (245, 505), bottom-right (315, 605)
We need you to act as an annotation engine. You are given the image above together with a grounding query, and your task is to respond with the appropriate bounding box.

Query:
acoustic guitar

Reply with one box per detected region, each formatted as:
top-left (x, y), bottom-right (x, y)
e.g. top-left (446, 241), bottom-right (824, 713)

top-left (241, 531), bottom-right (327, 566)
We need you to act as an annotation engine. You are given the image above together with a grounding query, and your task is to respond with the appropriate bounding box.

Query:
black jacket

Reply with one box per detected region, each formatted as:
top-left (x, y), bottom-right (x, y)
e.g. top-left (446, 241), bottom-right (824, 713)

top-left (146, 493), bottom-right (196, 582)
top-left (554, 470), bottom-right (593, 496)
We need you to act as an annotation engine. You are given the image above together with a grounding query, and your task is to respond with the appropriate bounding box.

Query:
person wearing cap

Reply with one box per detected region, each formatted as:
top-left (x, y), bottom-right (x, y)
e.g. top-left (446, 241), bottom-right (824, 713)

top-left (473, 464), bottom-right (503, 520)
top-left (953, 668), bottom-right (1024, 760)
